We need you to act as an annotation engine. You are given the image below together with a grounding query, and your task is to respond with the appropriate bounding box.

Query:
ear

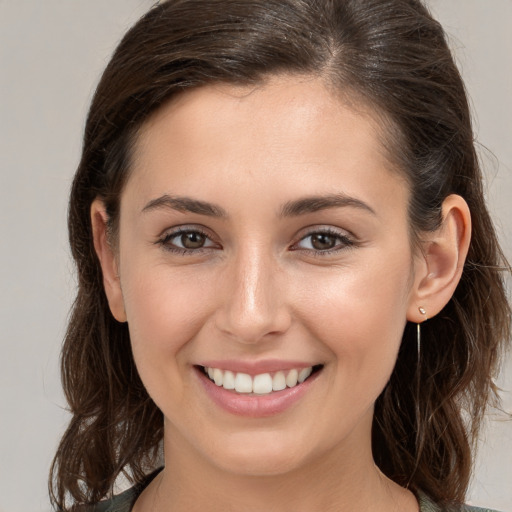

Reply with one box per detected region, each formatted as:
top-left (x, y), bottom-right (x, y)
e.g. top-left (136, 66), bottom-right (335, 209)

top-left (407, 194), bottom-right (471, 323)
top-left (91, 199), bottom-right (127, 323)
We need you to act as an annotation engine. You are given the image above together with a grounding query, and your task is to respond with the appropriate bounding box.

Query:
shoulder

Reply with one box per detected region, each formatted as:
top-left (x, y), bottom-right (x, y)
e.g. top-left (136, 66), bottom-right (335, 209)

top-left (446, 507), bottom-right (504, 512)
top-left (79, 468), bottom-right (163, 512)
top-left (79, 486), bottom-right (137, 512)
top-left (448, 507), bottom-right (504, 512)
top-left (419, 492), bottom-right (505, 512)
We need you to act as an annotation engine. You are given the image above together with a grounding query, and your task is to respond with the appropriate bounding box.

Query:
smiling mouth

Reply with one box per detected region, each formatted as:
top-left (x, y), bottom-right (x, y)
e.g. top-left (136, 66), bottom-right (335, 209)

top-left (199, 365), bottom-right (323, 395)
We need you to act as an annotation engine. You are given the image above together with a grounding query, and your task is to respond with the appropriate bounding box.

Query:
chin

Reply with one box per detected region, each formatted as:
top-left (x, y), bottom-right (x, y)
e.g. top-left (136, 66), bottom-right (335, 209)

top-left (203, 433), bottom-right (309, 477)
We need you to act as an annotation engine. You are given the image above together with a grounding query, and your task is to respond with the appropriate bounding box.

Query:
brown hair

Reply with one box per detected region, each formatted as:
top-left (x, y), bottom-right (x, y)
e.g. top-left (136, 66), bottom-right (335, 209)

top-left (50, 0), bottom-right (511, 509)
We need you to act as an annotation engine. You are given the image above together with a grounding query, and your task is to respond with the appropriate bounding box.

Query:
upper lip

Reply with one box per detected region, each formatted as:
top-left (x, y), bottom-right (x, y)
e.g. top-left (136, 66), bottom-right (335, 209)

top-left (197, 359), bottom-right (321, 375)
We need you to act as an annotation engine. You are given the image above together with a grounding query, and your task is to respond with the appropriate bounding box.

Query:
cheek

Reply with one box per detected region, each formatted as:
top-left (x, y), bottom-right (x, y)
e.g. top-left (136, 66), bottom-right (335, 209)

top-left (295, 252), bottom-right (412, 388)
top-left (120, 263), bottom-right (217, 390)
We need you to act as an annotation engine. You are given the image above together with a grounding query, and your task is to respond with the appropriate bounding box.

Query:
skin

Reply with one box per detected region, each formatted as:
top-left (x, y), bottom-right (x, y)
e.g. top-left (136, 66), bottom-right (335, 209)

top-left (92, 75), bottom-right (471, 512)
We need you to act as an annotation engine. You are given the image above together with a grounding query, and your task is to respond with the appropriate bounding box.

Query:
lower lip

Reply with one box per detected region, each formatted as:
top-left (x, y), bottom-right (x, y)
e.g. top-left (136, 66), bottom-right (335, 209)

top-left (196, 368), bottom-right (320, 417)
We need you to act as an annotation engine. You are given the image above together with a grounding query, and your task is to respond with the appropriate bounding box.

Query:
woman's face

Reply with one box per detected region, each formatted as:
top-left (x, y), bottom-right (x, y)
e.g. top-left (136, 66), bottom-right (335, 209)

top-left (111, 76), bottom-right (422, 476)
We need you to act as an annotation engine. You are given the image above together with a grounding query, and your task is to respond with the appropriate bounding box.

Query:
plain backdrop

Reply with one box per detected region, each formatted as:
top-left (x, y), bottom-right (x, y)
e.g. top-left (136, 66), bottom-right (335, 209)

top-left (0, 1), bottom-right (510, 511)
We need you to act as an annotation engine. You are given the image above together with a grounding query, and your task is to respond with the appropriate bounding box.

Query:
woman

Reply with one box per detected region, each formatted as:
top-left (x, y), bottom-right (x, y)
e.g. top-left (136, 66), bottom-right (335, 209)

top-left (50, 0), bottom-right (511, 511)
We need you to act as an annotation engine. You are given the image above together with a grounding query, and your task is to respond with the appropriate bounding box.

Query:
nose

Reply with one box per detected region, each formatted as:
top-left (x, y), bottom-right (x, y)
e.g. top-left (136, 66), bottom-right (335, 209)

top-left (214, 247), bottom-right (292, 344)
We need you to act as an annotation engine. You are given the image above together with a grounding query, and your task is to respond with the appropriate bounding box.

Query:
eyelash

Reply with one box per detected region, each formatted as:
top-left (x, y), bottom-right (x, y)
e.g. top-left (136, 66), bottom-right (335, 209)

top-left (291, 227), bottom-right (356, 256)
top-left (156, 226), bottom-right (356, 256)
top-left (156, 227), bottom-right (217, 255)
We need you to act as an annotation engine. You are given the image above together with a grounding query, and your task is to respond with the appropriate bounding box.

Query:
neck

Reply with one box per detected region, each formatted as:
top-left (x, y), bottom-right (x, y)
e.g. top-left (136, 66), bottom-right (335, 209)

top-left (135, 420), bottom-right (418, 512)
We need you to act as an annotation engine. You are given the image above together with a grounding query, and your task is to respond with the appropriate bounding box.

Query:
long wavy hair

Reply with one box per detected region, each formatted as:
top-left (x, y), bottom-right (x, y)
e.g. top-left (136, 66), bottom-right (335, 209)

top-left (50, 0), bottom-right (511, 510)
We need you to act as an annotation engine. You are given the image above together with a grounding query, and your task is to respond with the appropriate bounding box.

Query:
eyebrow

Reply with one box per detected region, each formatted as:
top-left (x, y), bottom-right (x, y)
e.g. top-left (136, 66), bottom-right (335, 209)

top-left (279, 193), bottom-right (376, 217)
top-left (141, 192), bottom-right (376, 218)
top-left (141, 194), bottom-right (227, 217)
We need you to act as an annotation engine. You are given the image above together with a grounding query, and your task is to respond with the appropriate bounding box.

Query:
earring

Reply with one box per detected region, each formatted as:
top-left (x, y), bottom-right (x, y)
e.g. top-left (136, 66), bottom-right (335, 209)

top-left (417, 307), bottom-right (427, 360)
top-left (416, 323), bottom-right (421, 361)
top-left (415, 307), bottom-right (427, 456)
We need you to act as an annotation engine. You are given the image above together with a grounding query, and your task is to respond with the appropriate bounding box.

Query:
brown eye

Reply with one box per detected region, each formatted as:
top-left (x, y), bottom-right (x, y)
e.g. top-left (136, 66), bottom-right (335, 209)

top-left (158, 228), bottom-right (217, 253)
top-left (293, 229), bottom-right (354, 254)
top-left (180, 231), bottom-right (206, 249)
top-left (310, 233), bottom-right (337, 250)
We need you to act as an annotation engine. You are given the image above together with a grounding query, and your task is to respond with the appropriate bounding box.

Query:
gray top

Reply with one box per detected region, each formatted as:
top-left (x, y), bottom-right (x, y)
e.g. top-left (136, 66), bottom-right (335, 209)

top-left (84, 469), bottom-right (503, 512)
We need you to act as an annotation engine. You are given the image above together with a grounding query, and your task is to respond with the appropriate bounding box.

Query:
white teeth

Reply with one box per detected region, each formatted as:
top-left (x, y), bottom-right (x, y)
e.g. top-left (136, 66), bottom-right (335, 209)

top-left (286, 369), bottom-right (298, 388)
top-left (203, 366), bottom-right (316, 394)
top-left (298, 367), bottom-right (312, 383)
top-left (253, 373), bottom-right (273, 394)
top-left (272, 371), bottom-right (286, 391)
top-left (213, 368), bottom-right (223, 386)
top-left (222, 370), bottom-right (235, 390)
top-left (235, 372), bottom-right (253, 393)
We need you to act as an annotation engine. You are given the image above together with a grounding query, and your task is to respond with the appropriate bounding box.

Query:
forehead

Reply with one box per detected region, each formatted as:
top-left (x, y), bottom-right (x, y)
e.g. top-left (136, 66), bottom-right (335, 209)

top-left (135, 76), bottom-right (396, 163)
top-left (127, 76), bottom-right (408, 214)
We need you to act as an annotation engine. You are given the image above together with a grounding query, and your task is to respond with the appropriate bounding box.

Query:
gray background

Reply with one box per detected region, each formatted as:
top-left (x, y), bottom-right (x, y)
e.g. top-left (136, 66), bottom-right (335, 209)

top-left (0, 1), bottom-right (510, 511)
